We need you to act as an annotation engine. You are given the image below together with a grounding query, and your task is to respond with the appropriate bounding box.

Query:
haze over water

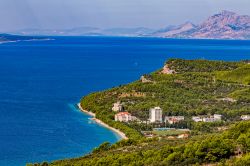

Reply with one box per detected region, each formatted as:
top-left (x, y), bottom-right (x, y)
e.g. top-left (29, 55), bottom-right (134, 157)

top-left (0, 37), bottom-right (249, 166)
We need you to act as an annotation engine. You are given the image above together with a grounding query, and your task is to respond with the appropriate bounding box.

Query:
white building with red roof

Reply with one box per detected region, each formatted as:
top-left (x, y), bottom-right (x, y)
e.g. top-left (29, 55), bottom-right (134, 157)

top-left (115, 112), bottom-right (132, 122)
top-left (165, 116), bottom-right (184, 124)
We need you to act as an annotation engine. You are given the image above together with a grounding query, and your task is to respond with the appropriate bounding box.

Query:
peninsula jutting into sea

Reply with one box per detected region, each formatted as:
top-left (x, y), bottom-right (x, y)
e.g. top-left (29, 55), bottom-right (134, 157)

top-left (31, 58), bottom-right (250, 166)
top-left (1, 1), bottom-right (250, 166)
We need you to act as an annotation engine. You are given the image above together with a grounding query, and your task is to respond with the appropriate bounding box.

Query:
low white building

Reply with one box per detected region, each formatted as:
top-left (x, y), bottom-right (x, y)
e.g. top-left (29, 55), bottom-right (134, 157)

top-left (241, 115), bottom-right (250, 121)
top-left (193, 114), bottom-right (222, 122)
top-left (192, 116), bottom-right (203, 122)
top-left (149, 107), bottom-right (163, 123)
top-left (214, 114), bottom-right (222, 121)
top-left (202, 117), bottom-right (216, 122)
top-left (165, 116), bottom-right (185, 124)
top-left (177, 133), bottom-right (189, 139)
top-left (112, 101), bottom-right (123, 112)
top-left (218, 97), bottom-right (236, 102)
top-left (115, 112), bottom-right (132, 122)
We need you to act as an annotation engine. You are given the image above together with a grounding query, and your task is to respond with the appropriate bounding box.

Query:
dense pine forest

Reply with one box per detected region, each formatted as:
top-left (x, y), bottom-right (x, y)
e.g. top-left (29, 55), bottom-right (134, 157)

top-left (31, 59), bottom-right (250, 166)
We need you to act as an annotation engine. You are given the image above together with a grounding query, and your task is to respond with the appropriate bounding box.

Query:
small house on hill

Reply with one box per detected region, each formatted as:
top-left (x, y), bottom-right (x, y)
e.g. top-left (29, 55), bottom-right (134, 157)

top-left (177, 133), bottom-right (189, 139)
top-left (161, 65), bottom-right (175, 74)
top-left (112, 101), bottom-right (124, 112)
top-left (140, 75), bottom-right (153, 83)
top-left (241, 115), bottom-right (250, 121)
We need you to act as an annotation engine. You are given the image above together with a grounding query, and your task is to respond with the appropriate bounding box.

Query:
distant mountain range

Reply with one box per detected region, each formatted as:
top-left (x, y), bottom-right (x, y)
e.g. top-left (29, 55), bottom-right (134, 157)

top-left (8, 11), bottom-right (250, 40)
top-left (152, 11), bottom-right (250, 39)
top-left (11, 27), bottom-right (156, 37)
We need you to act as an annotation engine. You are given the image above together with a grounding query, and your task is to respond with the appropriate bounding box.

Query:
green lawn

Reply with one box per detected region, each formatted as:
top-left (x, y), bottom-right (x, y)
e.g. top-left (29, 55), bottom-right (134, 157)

top-left (152, 129), bottom-right (187, 136)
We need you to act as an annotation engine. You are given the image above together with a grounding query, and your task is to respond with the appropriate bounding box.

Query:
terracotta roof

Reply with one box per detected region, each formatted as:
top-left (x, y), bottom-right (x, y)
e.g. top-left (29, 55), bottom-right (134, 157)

top-left (116, 112), bottom-right (131, 116)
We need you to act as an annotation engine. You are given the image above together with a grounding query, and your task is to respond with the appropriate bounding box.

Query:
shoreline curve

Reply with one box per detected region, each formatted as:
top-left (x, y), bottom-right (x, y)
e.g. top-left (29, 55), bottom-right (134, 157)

top-left (77, 103), bottom-right (128, 140)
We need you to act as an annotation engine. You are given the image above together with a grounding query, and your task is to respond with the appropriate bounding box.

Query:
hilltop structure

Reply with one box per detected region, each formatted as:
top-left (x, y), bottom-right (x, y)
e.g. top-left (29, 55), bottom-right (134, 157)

top-left (161, 64), bottom-right (175, 74)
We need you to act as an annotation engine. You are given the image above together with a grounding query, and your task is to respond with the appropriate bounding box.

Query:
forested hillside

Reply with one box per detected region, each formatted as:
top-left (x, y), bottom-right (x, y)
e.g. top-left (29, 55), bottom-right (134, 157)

top-left (31, 59), bottom-right (250, 166)
top-left (31, 121), bottom-right (250, 166)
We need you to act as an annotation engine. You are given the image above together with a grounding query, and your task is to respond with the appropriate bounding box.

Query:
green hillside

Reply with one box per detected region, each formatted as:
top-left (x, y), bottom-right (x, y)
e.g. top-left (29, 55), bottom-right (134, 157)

top-left (31, 59), bottom-right (250, 166)
top-left (229, 88), bottom-right (250, 102)
top-left (167, 58), bottom-right (242, 73)
top-left (216, 64), bottom-right (250, 85)
top-left (30, 121), bottom-right (250, 166)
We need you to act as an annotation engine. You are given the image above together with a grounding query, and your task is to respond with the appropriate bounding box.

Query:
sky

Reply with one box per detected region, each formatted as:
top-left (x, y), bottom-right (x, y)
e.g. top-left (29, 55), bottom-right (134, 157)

top-left (0, 0), bottom-right (250, 32)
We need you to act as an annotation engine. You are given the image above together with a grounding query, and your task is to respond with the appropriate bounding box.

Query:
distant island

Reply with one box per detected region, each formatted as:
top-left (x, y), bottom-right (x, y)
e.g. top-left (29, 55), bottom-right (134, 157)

top-left (12, 11), bottom-right (250, 40)
top-left (0, 34), bottom-right (51, 44)
top-left (30, 59), bottom-right (250, 166)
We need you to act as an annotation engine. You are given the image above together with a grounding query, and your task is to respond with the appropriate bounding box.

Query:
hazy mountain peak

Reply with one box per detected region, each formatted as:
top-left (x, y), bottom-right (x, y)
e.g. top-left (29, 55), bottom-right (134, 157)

top-left (220, 10), bottom-right (237, 16)
top-left (180, 21), bottom-right (195, 26)
top-left (154, 11), bottom-right (250, 39)
top-left (178, 22), bottom-right (196, 29)
top-left (152, 21), bottom-right (196, 37)
top-left (196, 11), bottom-right (250, 38)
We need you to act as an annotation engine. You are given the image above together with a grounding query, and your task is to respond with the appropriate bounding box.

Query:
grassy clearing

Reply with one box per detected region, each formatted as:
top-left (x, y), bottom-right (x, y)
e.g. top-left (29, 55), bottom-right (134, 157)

top-left (152, 129), bottom-right (187, 136)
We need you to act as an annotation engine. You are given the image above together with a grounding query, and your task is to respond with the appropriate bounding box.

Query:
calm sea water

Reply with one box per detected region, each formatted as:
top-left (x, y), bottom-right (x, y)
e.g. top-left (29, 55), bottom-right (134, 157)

top-left (0, 37), bottom-right (249, 166)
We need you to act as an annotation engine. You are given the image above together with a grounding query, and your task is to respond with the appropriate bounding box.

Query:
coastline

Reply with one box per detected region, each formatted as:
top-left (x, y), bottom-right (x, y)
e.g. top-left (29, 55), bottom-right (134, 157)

top-left (77, 103), bottom-right (128, 140)
top-left (0, 38), bottom-right (54, 45)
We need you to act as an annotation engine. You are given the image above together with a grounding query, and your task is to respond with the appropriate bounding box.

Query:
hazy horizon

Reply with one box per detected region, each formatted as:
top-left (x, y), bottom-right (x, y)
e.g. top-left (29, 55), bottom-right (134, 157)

top-left (1, 0), bottom-right (250, 32)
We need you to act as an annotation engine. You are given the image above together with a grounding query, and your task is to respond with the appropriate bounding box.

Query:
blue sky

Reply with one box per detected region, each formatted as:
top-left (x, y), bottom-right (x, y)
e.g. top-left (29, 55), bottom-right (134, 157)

top-left (1, 0), bottom-right (250, 32)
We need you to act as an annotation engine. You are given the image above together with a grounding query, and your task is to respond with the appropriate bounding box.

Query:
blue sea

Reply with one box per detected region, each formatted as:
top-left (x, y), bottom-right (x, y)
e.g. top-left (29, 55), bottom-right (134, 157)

top-left (0, 37), bottom-right (249, 166)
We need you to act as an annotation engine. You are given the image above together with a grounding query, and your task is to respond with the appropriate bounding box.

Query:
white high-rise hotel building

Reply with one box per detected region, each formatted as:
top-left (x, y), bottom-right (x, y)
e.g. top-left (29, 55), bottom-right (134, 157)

top-left (149, 107), bottom-right (163, 123)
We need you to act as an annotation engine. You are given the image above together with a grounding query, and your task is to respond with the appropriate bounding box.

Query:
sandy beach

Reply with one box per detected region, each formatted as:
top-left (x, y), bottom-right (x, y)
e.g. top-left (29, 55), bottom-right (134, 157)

top-left (77, 103), bottom-right (128, 140)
